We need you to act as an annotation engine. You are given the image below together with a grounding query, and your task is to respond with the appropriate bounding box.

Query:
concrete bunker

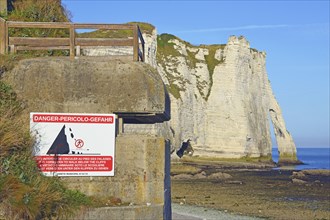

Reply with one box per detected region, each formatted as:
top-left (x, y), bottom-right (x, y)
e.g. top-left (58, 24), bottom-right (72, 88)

top-left (5, 56), bottom-right (171, 219)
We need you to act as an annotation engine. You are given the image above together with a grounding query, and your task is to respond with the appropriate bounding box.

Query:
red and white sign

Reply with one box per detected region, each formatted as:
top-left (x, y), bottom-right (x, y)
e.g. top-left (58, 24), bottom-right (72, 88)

top-left (30, 113), bottom-right (116, 177)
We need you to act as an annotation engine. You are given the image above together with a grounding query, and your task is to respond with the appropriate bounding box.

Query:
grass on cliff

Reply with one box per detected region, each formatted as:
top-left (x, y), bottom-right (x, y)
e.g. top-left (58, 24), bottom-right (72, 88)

top-left (156, 33), bottom-right (181, 60)
top-left (157, 34), bottom-right (186, 99)
top-left (157, 33), bottom-right (227, 100)
top-left (166, 84), bottom-right (183, 100)
top-left (201, 44), bottom-right (226, 100)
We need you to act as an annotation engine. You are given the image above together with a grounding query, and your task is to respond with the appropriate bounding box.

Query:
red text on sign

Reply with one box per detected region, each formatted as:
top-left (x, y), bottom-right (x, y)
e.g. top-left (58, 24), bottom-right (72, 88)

top-left (33, 114), bottom-right (114, 124)
top-left (35, 156), bottom-right (113, 172)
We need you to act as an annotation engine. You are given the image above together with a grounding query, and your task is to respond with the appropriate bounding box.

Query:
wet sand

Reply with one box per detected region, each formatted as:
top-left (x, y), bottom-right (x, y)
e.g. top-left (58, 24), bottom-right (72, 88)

top-left (171, 161), bottom-right (330, 220)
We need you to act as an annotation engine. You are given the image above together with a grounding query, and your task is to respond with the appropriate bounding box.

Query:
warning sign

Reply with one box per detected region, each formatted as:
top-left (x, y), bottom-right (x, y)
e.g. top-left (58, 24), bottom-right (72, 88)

top-left (30, 113), bottom-right (116, 177)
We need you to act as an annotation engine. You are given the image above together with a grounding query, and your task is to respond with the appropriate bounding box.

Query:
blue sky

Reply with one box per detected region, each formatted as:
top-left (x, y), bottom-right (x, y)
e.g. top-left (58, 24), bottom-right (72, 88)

top-left (62, 0), bottom-right (330, 147)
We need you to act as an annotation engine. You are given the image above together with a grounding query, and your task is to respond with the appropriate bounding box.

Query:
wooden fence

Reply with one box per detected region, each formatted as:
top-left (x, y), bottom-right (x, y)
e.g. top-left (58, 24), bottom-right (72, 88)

top-left (0, 18), bottom-right (145, 61)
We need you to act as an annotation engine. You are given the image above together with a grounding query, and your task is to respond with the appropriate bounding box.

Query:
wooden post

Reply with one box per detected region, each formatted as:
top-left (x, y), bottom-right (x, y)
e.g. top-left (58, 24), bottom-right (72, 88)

top-left (76, 45), bottom-right (80, 56)
top-left (69, 24), bottom-right (75, 58)
top-left (133, 25), bottom-right (139, 61)
top-left (9, 45), bottom-right (16, 54)
top-left (0, 18), bottom-right (6, 54)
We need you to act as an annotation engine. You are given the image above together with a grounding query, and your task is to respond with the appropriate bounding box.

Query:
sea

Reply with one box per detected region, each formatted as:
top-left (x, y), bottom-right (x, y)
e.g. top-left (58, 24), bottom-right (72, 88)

top-left (272, 147), bottom-right (330, 170)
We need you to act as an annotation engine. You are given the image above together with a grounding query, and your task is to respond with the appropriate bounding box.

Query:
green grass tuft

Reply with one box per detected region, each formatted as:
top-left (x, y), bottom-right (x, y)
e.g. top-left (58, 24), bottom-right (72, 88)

top-left (202, 44), bottom-right (226, 101)
top-left (127, 22), bottom-right (155, 35)
top-left (156, 34), bottom-right (181, 58)
top-left (157, 34), bottom-right (184, 99)
top-left (166, 84), bottom-right (183, 100)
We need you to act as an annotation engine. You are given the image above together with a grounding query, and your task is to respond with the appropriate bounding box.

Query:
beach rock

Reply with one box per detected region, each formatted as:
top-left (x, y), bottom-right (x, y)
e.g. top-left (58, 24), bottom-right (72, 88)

top-left (226, 180), bottom-right (243, 185)
top-left (291, 171), bottom-right (306, 179)
top-left (292, 178), bottom-right (307, 184)
top-left (208, 172), bottom-right (233, 180)
top-left (172, 174), bottom-right (194, 180)
top-left (193, 171), bottom-right (207, 179)
top-left (302, 170), bottom-right (330, 176)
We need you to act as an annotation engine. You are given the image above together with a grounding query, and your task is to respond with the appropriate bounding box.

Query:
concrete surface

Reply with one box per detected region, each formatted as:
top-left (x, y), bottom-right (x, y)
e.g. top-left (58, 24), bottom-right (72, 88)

top-left (5, 56), bottom-right (170, 123)
top-left (72, 204), bottom-right (163, 220)
top-left (172, 203), bottom-right (264, 220)
top-left (5, 56), bottom-right (172, 219)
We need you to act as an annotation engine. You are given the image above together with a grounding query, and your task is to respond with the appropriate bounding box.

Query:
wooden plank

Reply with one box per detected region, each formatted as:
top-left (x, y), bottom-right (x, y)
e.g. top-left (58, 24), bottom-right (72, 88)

top-left (133, 26), bottom-right (139, 61)
top-left (74, 23), bottom-right (135, 30)
top-left (0, 18), bottom-right (5, 54)
top-left (3, 21), bottom-right (145, 61)
top-left (9, 37), bottom-right (70, 46)
top-left (7, 21), bottom-right (70, 29)
top-left (69, 24), bottom-right (75, 58)
top-left (7, 22), bottom-right (135, 30)
top-left (15, 46), bottom-right (70, 51)
top-left (76, 38), bottom-right (133, 46)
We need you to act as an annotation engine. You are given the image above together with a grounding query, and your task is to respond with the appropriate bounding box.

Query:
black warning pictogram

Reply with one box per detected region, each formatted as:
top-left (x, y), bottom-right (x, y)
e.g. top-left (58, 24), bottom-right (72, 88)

top-left (47, 125), bottom-right (69, 154)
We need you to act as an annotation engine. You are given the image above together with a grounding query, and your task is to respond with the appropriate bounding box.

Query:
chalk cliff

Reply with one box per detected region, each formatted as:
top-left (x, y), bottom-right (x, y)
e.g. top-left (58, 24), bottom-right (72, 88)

top-left (81, 24), bottom-right (298, 163)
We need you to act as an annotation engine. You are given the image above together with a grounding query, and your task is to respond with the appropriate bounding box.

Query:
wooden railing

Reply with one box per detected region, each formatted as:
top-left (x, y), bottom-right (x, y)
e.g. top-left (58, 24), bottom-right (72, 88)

top-left (0, 18), bottom-right (145, 61)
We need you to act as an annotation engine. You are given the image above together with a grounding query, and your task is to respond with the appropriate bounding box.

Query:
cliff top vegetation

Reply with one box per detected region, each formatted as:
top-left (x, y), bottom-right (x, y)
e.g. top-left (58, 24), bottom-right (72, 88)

top-left (156, 33), bottom-right (227, 100)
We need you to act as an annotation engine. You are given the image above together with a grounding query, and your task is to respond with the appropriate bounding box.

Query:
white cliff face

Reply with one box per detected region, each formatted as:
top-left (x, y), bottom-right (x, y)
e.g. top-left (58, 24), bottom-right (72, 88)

top-left (144, 29), bottom-right (158, 68)
top-left (203, 37), bottom-right (272, 158)
top-left (82, 25), bottom-right (297, 161)
top-left (267, 81), bottom-right (297, 162)
top-left (153, 33), bottom-right (297, 161)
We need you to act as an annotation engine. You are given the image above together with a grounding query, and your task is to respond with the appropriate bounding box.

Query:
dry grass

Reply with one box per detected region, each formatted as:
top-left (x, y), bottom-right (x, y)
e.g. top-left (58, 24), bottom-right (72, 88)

top-left (0, 2), bottom-right (97, 218)
top-left (7, 0), bottom-right (70, 23)
top-left (0, 110), bottom-right (32, 158)
top-left (0, 81), bottom-right (92, 219)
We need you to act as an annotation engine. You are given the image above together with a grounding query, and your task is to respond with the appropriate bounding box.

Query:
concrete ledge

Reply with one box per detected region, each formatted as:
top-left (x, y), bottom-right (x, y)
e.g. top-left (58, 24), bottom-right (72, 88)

top-left (5, 56), bottom-right (170, 123)
top-left (73, 204), bottom-right (164, 220)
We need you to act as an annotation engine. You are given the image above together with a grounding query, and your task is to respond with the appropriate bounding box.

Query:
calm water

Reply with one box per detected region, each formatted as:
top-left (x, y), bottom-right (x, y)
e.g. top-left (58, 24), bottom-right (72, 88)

top-left (272, 147), bottom-right (330, 170)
